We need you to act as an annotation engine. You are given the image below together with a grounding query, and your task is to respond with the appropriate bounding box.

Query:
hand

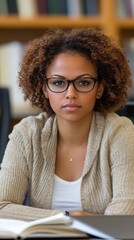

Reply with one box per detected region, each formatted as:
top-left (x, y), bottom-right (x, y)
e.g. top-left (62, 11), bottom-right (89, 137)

top-left (68, 210), bottom-right (97, 216)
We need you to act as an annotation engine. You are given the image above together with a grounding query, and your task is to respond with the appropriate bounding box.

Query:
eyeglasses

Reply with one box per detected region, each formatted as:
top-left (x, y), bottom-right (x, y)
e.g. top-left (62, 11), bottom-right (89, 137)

top-left (45, 74), bottom-right (98, 93)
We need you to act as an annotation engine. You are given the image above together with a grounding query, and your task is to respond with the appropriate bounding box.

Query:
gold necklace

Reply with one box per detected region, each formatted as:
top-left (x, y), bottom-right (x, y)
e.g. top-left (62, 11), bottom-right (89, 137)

top-left (69, 157), bottom-right (73, 162)
top-left (68, 142), bottom-right (86, 162)
top-left (58, 140), bottom-right (87, 163)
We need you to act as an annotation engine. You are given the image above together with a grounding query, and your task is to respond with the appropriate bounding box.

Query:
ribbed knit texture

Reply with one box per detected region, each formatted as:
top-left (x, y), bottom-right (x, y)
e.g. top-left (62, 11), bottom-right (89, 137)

top-left (0, 112), bottom-right (134, 220)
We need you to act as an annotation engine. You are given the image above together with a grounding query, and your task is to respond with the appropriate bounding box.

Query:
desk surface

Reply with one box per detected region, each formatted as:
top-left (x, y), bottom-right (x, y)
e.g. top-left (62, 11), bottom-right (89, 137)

top-left (73, 215), bottom-right (134, 239)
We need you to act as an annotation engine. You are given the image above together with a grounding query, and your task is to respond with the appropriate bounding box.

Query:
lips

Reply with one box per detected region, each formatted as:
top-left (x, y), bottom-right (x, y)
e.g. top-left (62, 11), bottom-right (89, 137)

top-left (62, 103), bottom-right (81, 111)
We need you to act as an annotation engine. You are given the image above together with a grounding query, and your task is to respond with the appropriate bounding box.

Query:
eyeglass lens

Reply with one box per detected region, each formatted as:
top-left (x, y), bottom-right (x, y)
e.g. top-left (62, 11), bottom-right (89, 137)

top-left (46, 76), bottom-right (97, 93)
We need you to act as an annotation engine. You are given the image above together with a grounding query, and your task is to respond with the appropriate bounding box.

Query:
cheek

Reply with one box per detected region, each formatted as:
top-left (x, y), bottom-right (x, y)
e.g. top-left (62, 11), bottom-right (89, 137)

top-left (48, 93), bottom-right (62, 111)
top-left (83, 92), bottom-right (97, 109)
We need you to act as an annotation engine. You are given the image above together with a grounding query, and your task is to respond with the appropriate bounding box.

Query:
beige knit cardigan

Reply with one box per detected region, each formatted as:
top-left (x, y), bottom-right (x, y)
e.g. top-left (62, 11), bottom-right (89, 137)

top-left (0, 112), bottom-right (134, 221)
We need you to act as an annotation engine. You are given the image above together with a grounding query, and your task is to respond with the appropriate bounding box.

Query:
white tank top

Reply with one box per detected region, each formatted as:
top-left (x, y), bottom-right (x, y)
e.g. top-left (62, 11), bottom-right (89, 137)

top-left (51, 174), bottom-right (82, 211)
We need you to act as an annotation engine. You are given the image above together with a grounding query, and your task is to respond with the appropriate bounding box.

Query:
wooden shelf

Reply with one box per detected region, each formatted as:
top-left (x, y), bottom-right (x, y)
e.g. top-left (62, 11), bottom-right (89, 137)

top-left (0, 15), bottom-right (102, 29)
top-left (117, 18), bottom-right (134, 29)
top-left (0, 15), bottom-right (103, 43)
top-left (0, 2), bottom-right (133, 38)
top-left (0, 1), bottom-right (133, 38)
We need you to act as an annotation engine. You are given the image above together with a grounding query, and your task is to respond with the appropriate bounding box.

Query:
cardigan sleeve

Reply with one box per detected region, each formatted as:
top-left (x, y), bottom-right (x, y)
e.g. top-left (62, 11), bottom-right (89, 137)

top-left (104, 117), bottom-right (134, 215)
top-left (0, 115), bottom-right (64, 221)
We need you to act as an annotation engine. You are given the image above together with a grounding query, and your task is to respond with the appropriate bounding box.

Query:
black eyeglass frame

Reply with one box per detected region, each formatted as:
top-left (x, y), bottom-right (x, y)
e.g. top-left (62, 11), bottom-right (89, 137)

top-left (45, 75), bottom-right (98, 93)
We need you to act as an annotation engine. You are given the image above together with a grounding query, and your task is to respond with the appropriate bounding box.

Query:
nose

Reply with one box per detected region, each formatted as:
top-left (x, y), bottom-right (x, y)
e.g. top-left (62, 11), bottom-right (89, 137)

top-left (65, 82), bottom-right (78, 99)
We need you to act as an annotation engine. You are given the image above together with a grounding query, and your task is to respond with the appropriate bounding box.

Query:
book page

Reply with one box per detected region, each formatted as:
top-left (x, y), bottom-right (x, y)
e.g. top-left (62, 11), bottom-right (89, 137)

top-left (0, 218), bottom-right (28, 235)
top-left (0, 226), bottom-right (17, 239)
top-left (0, 213), bottom-right (89, 238)
top-left (0, 213), bottom-right (72, 236)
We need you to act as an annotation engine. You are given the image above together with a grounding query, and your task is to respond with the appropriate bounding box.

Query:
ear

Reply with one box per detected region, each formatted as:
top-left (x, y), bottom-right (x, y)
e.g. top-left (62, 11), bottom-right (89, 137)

top-left (42, 84), bottom-right (49, 99)
top-left (96, 81), bottom-right (104, 99)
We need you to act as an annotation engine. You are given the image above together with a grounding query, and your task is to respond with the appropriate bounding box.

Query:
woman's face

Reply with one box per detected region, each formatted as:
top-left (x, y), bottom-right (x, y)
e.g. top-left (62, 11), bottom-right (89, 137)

top-left (43, 53), bottom-right (104, 123)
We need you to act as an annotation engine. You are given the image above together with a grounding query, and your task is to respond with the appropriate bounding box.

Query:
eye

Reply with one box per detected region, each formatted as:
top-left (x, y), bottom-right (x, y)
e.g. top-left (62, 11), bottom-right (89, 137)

top-left (50, 79), bottom-right (66, 87)
top-left (78, 78), bottom-right (93, 86)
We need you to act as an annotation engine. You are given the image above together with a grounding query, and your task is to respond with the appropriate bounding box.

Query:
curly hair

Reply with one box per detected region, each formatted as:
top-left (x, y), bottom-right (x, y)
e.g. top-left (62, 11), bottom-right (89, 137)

top-left (19, 28), bottom-right (132, 115)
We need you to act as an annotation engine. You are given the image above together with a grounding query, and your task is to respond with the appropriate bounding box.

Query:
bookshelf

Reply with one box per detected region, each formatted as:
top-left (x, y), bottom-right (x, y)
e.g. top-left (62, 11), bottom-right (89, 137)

top-left (0, 15), bottom-right (101, 44)
top-left (0, 0), bottom-right (134, 42)
top-left (0, 0), bottom-right (134, 124)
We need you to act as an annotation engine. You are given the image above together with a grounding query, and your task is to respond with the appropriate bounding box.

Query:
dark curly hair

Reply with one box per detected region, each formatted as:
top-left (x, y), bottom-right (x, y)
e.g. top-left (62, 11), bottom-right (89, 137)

top-left (19, 28), bottom-right (132, 115)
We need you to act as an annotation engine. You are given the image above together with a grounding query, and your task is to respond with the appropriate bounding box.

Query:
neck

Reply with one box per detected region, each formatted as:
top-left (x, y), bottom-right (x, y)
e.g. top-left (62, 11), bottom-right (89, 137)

top-left (57, 115), bottom-right (93, 146)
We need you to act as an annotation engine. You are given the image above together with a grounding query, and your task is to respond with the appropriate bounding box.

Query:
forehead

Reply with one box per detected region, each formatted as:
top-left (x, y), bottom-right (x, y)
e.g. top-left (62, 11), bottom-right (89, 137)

top-left (46, 53), bottom-right (97, 78)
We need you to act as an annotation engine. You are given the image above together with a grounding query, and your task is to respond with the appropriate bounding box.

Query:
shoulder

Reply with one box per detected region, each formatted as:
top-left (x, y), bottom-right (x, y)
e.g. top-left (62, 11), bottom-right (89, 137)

top-left (94, 111), bottom-right (134, 135)
top-left (103, 113), bottom-right (134, 160)
top-left (10, 112), bottom-right (55, 139)
top-left (94, 111), bottom-right (134, 143)
top-left (15, 112), bottom-right (48, 130)
top-left (105, 112), bottom-right (134, 134)
top-left (95, 112), bottom-right (134, 165)
top-left (20, 112), bottom-right (49, 127)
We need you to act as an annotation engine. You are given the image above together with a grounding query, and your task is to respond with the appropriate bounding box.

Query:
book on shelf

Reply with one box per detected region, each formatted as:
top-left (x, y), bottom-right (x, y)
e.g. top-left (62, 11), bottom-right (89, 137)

top-left (116, 0), bottom-right (126, 17)
top-left (85, 0), bottom-right (99, 15)
top-left (0, 0), bottom-right (8, 15)
top-left (67, 0), bottom-right (85, 16)
top-left (0, 41), bottom-right (38, 117)
top-left (0, 0), bottom-right (102, 17)
top-left (130, 0), bottom-right (134, 16)
top-left (116, 0), bottom-right (134, 17)
top-left (7, 0), bottom-right (18, 14)
top-left (0, 41), bottom-right (24, 115)
top-left (37, 0), bottom-right (47, 15)
top-left (46, 0), bottom-right (68, 15)
top-left (37, 0), bottom-right (100, 16)
top-left (16, 0), bottom-right (38, 18)
top-left (0, 213), bottom-right (115, 239)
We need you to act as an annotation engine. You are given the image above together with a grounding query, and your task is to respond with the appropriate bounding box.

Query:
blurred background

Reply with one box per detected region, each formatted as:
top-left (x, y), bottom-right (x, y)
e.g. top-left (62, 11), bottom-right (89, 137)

top-left (0, 0), bottom-right (134, 130)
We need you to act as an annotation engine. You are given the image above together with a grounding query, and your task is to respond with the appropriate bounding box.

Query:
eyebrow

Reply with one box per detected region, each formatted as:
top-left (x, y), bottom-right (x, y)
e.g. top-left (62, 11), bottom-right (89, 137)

top-left (50, 74), bottom-right (97, 79)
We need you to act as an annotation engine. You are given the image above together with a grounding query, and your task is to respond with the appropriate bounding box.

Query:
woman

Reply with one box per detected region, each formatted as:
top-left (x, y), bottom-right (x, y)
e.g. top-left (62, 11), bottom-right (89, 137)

top-left (0, 28), bottom-right (134, 221)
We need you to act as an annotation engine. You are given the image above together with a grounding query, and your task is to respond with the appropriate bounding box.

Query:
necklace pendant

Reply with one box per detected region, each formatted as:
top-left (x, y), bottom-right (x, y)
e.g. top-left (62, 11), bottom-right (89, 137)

top-left (69, 158), bottom-right (73, 162)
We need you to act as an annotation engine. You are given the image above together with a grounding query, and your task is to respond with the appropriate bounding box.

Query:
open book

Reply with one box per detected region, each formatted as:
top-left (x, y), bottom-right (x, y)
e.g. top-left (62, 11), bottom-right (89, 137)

top-left (0, 213), bottom-right (112, 239)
